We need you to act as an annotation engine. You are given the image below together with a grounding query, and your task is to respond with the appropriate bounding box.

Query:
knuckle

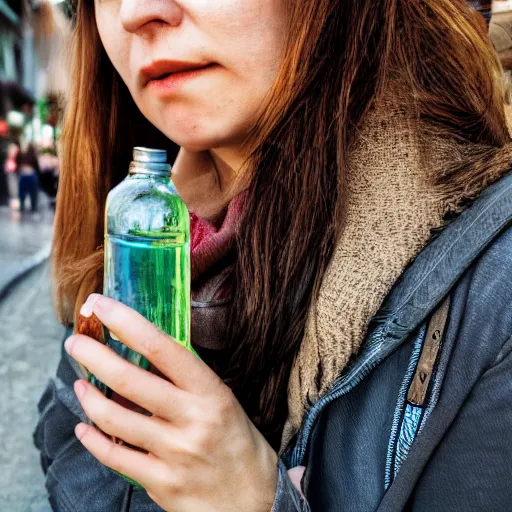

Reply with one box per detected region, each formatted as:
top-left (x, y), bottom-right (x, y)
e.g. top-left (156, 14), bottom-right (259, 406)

top-left (215, 391), bottom-right (237, 419)
top-left (196, 388), bottom-right (236, 423)
top-left (156, 387), bottom-right (178, 418)
top-left (113, 371), bottom-right (131, 397)
top-left (164, 469), bottom-right (185, 494)
top-left (190, 426), bottom-right (215, 454)
top-left (139, 330), bottom-right (164, 360)
top-left (156, 430), bottom-right (175, 459)
top-left (104, 442), bottom-right (123, 472)
top-left (90, 400), bottom-right (115, 432)
top-left (149, 466), bottom-right (183, 498)
top-left (186, 401), bottom-right (204, 423)
top-left (98, 414), bottom-right (116, 435)
top-left (204, 409), bottom-right (223, 431)
top-left (140, 424), bottom-right (163, 454)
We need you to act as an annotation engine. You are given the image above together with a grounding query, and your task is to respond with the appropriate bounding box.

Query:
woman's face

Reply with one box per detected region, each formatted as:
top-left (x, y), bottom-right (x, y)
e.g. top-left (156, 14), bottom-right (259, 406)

top-left (95, 0), bottom-right (288, 152)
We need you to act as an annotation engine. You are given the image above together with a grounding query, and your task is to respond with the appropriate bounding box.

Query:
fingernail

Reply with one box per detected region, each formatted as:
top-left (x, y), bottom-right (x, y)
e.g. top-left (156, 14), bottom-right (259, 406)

top-left (75, 423), bottom-right (87, 441)
top-left (64, 336), bottom-right (75, 355)
top-left (109, 330), bottom-right (120, 341)
top-left (74, 380), bottom-right (87, 400)
top-left (80, 293), bottom-right (103, 318)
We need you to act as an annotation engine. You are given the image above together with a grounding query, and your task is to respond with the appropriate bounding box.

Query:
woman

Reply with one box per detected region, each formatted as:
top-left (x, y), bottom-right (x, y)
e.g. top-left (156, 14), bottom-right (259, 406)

top-left (16, 143), bottom-right (41, 215)
top-left (35, 0), bottom-right (512, 510)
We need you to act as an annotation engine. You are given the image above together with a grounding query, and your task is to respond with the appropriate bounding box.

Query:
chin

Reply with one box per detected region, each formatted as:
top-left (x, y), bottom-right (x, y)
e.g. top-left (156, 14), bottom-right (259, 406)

top-left (163, 125), bottom-right (241, 153)
top-left (144, 99), bottom-right (250, 152)
top-left (165, 135), bottom-right (217, 153)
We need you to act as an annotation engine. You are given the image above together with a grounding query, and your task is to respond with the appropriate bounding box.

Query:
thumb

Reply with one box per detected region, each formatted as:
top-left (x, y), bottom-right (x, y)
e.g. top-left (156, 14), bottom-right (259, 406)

top-left (287, 466), bottom-right (306, 497)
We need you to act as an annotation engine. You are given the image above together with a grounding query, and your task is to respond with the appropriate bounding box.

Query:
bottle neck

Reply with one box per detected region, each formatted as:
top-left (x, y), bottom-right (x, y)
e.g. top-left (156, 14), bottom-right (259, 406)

top-left (128, 170), bottom-right (171, 180)
top-left (129, 155), bottom-right (171, 178)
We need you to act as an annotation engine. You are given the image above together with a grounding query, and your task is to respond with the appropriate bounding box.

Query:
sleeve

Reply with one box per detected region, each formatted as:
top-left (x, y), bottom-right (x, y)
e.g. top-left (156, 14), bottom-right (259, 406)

top-left (33, 345), bottom-right (165, 512)
top-left (271, 460), bottom-right (311, 512)
top-left (408, 335), bottom-right (512, 511)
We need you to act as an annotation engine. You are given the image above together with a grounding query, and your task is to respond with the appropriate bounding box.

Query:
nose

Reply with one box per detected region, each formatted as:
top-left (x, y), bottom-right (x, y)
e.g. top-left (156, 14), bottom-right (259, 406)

top-left (120, 0), bottom-right (184, 36)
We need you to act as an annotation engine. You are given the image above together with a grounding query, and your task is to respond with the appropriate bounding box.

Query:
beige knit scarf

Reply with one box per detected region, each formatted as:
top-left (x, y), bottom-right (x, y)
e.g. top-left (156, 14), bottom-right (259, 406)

top-left (282, 102), bottom-right (458, 449)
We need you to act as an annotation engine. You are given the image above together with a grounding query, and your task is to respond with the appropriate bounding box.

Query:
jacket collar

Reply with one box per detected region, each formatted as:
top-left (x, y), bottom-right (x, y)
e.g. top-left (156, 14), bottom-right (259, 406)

top-left (378, 170), bottom-right (512, 340)
top-left (290, 171), bottom-right (512, 466)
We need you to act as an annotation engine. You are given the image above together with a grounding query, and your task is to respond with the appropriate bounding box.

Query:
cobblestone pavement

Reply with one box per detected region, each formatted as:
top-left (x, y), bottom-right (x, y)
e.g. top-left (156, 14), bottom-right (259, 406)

top-left (0, 262), bottom-right (64, 511)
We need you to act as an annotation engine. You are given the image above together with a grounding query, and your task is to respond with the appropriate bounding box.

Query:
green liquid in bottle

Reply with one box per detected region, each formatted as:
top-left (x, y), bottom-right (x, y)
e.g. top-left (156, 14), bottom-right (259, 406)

top-left (103, 231), bottom-right (194, 361)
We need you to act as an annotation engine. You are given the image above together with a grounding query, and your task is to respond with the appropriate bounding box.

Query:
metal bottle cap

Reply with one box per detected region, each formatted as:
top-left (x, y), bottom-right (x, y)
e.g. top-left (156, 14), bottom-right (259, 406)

top-left (129, 147), bottom-right (171, 177)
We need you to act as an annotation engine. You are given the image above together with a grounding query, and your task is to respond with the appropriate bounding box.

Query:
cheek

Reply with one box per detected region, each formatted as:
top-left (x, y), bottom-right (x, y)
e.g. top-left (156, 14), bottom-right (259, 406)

top-left (225, 0), bottom-right (287, 70)
top-left (96, 16), bottom-right (132, 85)
top-left (210, 19), bottom-right (285, 125)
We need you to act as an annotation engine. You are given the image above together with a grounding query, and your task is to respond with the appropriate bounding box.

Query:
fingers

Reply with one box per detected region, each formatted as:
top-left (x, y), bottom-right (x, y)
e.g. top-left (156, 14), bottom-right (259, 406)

top-left (74, 379), bottom-right (167, 455)
top-left (81, 294), bottom-right (220, 394)
top-left (65, 334), bottom-right (187, 422)
top-left (74, 421), bottom-right (167, 490)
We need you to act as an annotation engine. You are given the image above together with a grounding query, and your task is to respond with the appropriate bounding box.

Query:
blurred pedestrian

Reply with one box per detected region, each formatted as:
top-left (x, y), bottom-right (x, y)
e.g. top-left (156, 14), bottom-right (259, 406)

top-left (4, 142), bottom-right (19, 210)
top-left (16, 143), bottom-right (40, 215)
top-left (38, 147), bottom-right (59, 209)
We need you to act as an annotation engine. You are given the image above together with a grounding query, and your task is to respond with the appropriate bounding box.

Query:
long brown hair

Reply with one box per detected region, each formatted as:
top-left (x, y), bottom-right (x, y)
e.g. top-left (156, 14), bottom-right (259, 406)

top-left (55, 0), bottom-right (510, 447)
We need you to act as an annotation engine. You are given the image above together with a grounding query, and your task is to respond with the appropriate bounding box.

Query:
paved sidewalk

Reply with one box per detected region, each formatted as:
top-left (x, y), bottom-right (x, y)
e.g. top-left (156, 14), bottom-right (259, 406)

top-left (0, 195), bottom-right (58, 510)
top-left (0, 198), bottom-right (54, 296)
top-left (0, 262), bottom-right (63, 511)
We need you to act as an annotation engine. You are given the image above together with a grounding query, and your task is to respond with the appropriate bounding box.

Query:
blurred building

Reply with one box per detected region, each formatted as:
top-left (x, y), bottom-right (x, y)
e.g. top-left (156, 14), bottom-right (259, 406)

top-left (0, 0), bottom-right (70, 205)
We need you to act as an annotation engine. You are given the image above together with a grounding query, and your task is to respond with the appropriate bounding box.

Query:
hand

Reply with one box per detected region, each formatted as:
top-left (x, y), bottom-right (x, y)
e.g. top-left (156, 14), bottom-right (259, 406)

top-left (65, 294), bottom-right (278, 512)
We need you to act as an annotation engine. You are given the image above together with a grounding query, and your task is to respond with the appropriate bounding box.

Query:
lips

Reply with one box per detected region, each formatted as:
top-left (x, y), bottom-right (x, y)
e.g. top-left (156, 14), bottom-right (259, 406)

top-left (141, 60), bottom-right (214, 87)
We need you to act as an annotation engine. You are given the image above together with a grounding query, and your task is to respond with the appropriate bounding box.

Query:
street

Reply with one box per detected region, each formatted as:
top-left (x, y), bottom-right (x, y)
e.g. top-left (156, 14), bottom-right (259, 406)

top-left (0, 197), bottom-right (62, 511)
top-left (0, 205), bottom-right (53, 294)
top-left (0, 261), bottom-right (63, 511)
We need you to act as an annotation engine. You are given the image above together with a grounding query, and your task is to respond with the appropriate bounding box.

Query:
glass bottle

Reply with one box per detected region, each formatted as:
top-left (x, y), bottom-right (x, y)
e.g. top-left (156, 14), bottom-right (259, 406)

top-left (88, 147), bottom-right (194, 485)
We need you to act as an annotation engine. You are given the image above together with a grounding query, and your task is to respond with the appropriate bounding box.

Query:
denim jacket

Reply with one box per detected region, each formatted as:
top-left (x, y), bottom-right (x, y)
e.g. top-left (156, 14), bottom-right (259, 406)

top-left (35, 172), bottom-right (512, 511)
